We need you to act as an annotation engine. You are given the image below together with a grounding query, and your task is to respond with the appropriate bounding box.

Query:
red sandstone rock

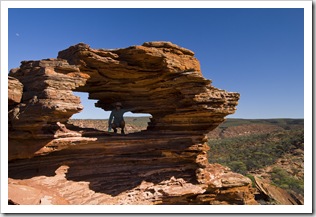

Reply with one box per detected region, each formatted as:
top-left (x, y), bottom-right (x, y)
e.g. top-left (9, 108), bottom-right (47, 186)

top-left (8, 76), bottom-right (24, 132)
top-left (8, 76), bottom-right (23, 107)
top-left (8, 132), bottom-right (257, 205)
top-left (8, 179), bottom-right (69, 205)
top-left (9, 42), bottom-right (239, 159)
top-left (8, 59), bottom-right (87, 160)
top-left (57, 42), bottom-right (239, 133)
top-left (7, 42), bottom-right (257, 205)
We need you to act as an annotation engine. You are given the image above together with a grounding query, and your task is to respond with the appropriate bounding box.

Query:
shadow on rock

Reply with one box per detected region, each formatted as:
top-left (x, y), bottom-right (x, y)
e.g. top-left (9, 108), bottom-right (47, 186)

top-left (8, 137), bottom-right (197, 196)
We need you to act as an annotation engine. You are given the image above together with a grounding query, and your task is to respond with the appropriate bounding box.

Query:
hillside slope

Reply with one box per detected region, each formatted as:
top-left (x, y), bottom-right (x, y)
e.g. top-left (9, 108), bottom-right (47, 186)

top-left (207, 118), bottom-right (304, 204)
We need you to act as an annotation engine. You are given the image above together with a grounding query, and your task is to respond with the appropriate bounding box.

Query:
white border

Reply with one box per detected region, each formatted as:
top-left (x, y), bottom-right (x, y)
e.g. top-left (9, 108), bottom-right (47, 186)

top-left (302, 0), bottom-right (313, 213)
top-left (1, 1), bottom-right (9, 214)
top-left (0, 0), bottom-right (312, 8)
top-left (1, 0), bottom-right (312, 214)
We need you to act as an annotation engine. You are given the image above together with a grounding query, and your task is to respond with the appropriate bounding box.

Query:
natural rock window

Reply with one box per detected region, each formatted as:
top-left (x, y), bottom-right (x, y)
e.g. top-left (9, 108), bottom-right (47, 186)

top-left (8, 42), bottom-right (259, 205)
top-left (56, 42), bottom-right (239, 133)
top-left (67, 92), bottom-right (152, 134)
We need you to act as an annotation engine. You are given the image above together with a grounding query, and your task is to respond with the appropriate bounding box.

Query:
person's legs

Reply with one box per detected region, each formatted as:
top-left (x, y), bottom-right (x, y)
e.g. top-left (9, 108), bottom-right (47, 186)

top-left (111, 123), bottom-right (118, 133)
top-left (120, 121), bottom-right (125, 134)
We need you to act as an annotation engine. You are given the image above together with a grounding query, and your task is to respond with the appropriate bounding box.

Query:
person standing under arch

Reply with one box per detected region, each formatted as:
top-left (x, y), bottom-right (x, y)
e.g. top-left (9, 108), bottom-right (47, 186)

top-left (108, 102), bottom-right (128, 134)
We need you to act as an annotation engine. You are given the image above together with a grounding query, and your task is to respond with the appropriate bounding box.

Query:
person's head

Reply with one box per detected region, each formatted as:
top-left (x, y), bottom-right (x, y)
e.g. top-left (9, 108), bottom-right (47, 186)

top-left (115, 102), bottom-right (122, 110)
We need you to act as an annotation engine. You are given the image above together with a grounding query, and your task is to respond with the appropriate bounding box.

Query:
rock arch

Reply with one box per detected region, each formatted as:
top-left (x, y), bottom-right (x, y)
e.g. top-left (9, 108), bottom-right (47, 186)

top-left (8, 42), bottom-right (258, 205)
top-left (9, 42), bottom-right (239, 159)
top-left (57, 41), bottom-right (239, 133)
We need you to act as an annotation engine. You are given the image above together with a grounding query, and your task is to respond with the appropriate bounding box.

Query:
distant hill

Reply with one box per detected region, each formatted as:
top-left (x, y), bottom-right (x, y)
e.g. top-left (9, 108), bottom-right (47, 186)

top-left (207, 118), bottom-right (304, 204)
top-left (208, 118), bottom-right (303, 139)
top-left (219, 118), bottom-right (303, 127)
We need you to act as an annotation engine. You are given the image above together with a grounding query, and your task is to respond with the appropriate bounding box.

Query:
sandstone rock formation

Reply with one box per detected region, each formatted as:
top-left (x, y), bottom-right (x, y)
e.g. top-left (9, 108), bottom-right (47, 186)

top-left (9, 133), bottom-right (257, 205)
top-left (8, 76), bottom-right (23, 108)
top-left (8, 59), bottom-right (87, 160)
top-left (8, 42), bottom-right (258, 205)
top-left (57, 41), bottom-right (239, 133)
top-left (8, 76), bottom-right (23, 131)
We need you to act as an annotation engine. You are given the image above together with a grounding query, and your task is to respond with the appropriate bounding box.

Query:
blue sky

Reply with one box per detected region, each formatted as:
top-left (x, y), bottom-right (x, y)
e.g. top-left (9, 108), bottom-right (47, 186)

top-left (8, 7), bottom-right (304, 119)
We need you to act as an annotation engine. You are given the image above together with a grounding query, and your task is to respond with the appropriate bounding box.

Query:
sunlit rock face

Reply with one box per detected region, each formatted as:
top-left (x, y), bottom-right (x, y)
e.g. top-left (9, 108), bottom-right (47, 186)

top-left (8, 59), bottom-right (87, 160)
top-left (8, 42), bottom-right (257, 205)
top-left (8, 76), bottom-right (23, 108)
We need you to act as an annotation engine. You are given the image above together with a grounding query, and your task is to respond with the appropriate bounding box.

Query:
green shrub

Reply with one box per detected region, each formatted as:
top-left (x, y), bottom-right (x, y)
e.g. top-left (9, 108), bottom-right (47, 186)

top-left (208, 129), bottom-right (304, 172)
top-left (226, 161), bottom-right (247, 175)
top-left (270, 167), bottom-right (304, 195)
top-left (245, 174), bottom-right (256, 188)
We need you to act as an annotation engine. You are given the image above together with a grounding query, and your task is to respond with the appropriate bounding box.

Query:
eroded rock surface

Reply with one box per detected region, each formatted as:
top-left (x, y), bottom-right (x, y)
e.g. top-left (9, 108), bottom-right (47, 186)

top-left (8, 76), bottom-right (24, 132)
top-left (9, 132), bottom-right (257, 205)
top-left (8, 59), bottom-right (87, 160)
top-left (7, 42), bottom-right (257, 205)
top-left (8, 76), bottom-right (23, 107)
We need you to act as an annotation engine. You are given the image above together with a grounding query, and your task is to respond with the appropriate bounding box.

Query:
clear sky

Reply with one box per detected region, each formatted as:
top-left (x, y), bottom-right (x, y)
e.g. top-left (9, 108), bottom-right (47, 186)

top-left (8, 7), bottom-right (304, 119)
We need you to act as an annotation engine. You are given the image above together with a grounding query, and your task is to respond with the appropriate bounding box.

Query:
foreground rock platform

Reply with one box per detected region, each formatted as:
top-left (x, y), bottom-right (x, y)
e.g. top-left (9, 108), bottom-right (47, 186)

top-left (7, 42), bottom-right (257, 205)
top-left (9, 132), bottom-right (257, 205)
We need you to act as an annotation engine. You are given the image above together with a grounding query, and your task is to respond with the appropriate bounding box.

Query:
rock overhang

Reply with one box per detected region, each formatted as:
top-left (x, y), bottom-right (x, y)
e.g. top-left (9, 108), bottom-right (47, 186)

top-left (56, 41), bottom-right (240, 133)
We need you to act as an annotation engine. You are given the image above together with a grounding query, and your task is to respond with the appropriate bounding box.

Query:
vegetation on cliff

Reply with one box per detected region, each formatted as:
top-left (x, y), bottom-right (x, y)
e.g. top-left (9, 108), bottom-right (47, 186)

top-left (207, 118), bottom-right (304, 198)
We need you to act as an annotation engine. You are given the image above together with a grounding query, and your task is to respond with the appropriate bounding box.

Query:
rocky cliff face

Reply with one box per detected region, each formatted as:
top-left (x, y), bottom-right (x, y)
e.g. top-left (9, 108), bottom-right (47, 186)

top-left (8, 42), bottom-right (257, 205)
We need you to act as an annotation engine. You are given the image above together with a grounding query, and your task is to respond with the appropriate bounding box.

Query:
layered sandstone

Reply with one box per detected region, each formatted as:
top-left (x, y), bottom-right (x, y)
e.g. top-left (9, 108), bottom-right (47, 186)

top-left (8, 76), bottom-right (23, 131)
top-left (9, 132), bottom-right (256, 205)
top-left (8, 76), bottom-right (23, 108)
top-left (57, 42), bottom-right (239, 133)
top-left (8, 59), bottom-right (87, 159)
top-left (8, 42), bottom-right (257, 205)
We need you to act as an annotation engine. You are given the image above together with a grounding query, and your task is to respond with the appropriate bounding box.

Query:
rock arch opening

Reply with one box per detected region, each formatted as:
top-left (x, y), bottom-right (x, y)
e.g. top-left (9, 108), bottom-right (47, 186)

top-left (69, 92), bottom-right (152, 134)
top-left (70, 92), bottom-right (105, 120)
